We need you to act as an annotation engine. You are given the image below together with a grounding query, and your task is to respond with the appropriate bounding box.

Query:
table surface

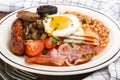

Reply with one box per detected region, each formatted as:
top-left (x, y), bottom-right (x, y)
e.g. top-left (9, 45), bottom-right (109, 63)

top-left (0, 12), bottom-right (94, 80)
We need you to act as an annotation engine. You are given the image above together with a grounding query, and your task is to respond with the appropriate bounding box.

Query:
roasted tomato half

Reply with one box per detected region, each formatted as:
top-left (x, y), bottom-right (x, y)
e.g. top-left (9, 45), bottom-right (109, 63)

top-left (25, 40), bottom-right (44, 57)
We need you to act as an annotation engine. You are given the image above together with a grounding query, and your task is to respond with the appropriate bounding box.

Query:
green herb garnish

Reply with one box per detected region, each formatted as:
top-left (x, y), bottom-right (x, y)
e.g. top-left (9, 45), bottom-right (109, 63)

top-left (53, 23), bottom-right (60, 31)
top-left (82, 53), bottom-right (87, 58)
top-left (51, 17), bottom-right (54, 21)
top-left (51, 36), bottom-right (60, 45)
top-left (42, 50), bottom-right (48, 55)
top-left (90, 20), bottom-right (94, 25)
top-left (78, 41), bottom-right (85, 45)
top-left (82, 19), bottom-right (86, 24)
top-left (44, 19), bottom-right (48, 23)
top-left (68, 42), bottom-right (73, 47)
top-left (53, 27), bottom-right (57, 31)
top-left (54, 36), bottom-right (60, 41)
top-left (45, 14), bottom-right (51, 19)
top-left (71, 24), bottom-right (73, 27)
top-left (52, 39), bottom-right (57, 45)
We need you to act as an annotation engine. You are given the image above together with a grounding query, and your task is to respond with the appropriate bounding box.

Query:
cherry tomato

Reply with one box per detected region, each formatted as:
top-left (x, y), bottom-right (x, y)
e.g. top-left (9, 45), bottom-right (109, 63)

top-left (44, 37), bottom-right (56, 49)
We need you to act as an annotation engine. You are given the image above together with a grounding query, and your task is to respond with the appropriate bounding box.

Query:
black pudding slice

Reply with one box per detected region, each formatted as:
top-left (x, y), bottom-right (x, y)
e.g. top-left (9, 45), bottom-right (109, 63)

top-left (37, 5), bottom-right (58, 18)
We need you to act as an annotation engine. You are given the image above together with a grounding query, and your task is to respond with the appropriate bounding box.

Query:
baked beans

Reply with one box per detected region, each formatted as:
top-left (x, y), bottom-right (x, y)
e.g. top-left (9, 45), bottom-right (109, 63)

top-left (65, 11), bottom-right (110, 47)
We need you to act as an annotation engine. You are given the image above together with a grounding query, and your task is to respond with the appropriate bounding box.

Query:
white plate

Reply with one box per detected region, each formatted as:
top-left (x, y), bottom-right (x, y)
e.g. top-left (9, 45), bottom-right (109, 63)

top-left (0, 4), bottom-right (120, 75)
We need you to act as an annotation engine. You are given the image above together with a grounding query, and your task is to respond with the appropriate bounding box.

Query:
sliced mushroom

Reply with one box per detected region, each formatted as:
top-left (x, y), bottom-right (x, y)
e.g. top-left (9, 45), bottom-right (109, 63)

top-left (23, 26), bottom-right (29, 36)
top-left (40, 33), bottom-right (47, 39)
top-left (29, 23), bottom-right (36, 33)
top-left (31, 31), bottom-right (39, 40)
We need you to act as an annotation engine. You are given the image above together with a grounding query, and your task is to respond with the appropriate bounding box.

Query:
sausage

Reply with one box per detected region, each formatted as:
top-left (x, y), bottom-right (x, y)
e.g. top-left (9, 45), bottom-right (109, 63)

top-left (9, 18), bottom-right (25, 55)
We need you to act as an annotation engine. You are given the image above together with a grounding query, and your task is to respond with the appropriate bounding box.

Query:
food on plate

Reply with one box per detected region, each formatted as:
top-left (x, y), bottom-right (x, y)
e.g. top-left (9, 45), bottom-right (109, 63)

top-left (9, 19), bottom-right (25, 55)
top-left (17, 10), bottom-right (40, 21)
top-left (64, 11), bottom-right (109, 47)
top-left (37, 5), bottom-right (57, 18)
top-left (43, 14), bottom-right (80, 37)
top-left (9, 5), bottom-right (110, 66)
top-left (25, 48), bottom-right (66, 66)
top-left (25, 40), bottom-right (44, 57)
top-left (23, 20), bottom-right (47, 40)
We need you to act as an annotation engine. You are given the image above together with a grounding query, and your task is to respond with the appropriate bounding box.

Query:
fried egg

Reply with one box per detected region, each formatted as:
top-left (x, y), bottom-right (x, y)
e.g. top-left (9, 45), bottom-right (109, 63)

top-left (43, 14), bottom-right (82, 37)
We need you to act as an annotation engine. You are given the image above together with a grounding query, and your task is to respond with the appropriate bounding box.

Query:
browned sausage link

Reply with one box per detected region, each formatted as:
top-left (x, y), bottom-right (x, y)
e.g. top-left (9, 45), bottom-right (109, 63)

top-left (9, 18), bottom-right (25, 55)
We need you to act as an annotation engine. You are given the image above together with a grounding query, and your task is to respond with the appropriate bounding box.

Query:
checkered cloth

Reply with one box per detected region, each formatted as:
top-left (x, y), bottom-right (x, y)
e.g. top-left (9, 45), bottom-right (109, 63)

top-left (0, 0), bottom-right (120, 24)
top-left (0, 0), bottom-right (120, 80)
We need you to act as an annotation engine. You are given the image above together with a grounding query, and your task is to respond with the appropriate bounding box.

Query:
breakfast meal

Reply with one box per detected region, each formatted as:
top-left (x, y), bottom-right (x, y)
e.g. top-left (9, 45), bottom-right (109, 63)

top-left (9, 5), bottom-right (110, 66)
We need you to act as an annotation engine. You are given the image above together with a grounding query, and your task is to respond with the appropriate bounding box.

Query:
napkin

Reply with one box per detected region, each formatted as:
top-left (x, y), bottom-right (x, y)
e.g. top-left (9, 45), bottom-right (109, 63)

top-left (0, 0), bottom-right (120, 80)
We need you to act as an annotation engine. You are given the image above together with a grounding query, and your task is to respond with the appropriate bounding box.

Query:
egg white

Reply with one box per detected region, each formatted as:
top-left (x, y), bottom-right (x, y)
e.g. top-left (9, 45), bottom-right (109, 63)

top-left (43, 14), bottom-right (81, 37)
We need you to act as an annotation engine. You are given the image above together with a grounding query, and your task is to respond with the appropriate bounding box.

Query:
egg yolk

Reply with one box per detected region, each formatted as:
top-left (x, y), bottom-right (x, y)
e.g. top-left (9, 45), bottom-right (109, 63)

top-left (50, 16), bottom-right (72, 30)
